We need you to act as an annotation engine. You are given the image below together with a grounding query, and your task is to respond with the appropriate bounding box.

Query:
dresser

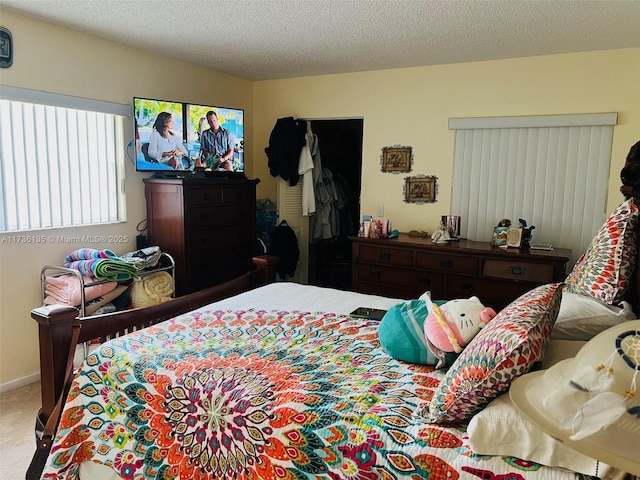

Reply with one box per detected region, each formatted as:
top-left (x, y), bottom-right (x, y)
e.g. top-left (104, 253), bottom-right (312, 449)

top-left (144, 177), bottom-right (259, 296)
top-left (351, 234), bottom-right (571, 311)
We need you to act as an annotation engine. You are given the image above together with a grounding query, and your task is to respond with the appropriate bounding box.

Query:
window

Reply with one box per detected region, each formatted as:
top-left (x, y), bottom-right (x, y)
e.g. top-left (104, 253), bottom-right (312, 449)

top-left (449, 113), bottom-right (618, 266)
top-left (0, 86), bottom-right (128, 232)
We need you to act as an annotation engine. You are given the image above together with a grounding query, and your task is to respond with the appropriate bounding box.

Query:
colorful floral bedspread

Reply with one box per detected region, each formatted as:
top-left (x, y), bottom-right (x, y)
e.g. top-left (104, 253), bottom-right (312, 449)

top-left (44, 309), bottom-right (588, 479)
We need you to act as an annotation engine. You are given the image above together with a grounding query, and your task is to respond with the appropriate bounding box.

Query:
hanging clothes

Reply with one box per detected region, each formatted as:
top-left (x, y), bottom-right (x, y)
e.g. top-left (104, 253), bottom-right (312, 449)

top-left (298, 122), bottom-right (316, 216)
top-left (309, 166), bottom-right (354, 242)
top-left (298, 120), bottom-right (322, 216)
top-left (265, 117), bottom-right (306, 186)
top-left (333, 171), bottom-right (357, 239)
top-left (310, 167), bottom-right (337, 241)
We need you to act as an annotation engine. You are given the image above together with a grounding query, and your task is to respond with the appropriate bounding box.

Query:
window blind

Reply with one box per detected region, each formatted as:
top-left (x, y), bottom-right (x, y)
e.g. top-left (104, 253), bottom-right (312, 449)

top-left (0, 87), bottom-right (127, 232)
top-left (449, 113), bottom-right (617, 266)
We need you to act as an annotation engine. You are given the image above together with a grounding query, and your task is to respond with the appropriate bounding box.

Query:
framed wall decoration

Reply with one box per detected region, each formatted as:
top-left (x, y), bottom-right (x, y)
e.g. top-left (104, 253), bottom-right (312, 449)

top-left (403, 175), bottom-right (437, 204)
top-left (381, 145), bottom-right (412, 173)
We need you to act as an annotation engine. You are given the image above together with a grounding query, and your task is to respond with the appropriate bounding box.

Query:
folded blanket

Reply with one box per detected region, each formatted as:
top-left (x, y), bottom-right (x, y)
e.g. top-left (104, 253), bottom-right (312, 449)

top-left (131, 271), bottom-right (174, 308)
top-left (62, 248), bottom-right (136, 281)
top-left (63, 258), bottom-right (138, 281)
top-left (44, 274), bottom-right (117, 306)
top-left (64, 248), bottom-right (119, 262)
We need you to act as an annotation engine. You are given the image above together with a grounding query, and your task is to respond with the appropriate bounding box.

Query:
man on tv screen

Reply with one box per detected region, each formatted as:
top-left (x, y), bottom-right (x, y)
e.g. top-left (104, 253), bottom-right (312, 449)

top-left (198, 110), bottom-right (234, 171)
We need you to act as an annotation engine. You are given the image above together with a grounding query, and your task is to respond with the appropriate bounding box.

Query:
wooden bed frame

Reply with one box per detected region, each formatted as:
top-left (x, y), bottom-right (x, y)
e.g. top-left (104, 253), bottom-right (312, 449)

top-left (31, 254), bottom-right (279, 428)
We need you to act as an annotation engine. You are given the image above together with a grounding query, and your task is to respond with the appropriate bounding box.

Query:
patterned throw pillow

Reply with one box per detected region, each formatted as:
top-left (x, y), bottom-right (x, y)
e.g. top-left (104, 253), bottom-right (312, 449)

top-left (419, 283), bottom-right (562, 424)
top-left (565, 198), bottom-right (639, 305)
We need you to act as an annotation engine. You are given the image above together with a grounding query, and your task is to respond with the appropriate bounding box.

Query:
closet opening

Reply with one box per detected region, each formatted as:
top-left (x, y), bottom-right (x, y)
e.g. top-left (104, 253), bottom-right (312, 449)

top-left (307, 118), bottom-right (363, 290)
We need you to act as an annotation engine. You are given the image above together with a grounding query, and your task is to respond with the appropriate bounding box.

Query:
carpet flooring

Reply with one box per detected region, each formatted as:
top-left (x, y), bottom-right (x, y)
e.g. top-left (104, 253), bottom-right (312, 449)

top-left (0, 382), bottom-right (41, 480)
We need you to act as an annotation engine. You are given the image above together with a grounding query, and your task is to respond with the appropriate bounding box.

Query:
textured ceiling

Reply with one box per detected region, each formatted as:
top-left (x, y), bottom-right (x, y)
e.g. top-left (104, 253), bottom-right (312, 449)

top-left (3, 0), bottom-right (640, 81)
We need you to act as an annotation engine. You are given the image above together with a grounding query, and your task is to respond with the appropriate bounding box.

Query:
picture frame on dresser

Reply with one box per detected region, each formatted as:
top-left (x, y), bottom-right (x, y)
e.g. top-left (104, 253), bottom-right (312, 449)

top-left (491, 227), bottom-right (509, 246)
top-left (506, 227), bottom-right (523, 248)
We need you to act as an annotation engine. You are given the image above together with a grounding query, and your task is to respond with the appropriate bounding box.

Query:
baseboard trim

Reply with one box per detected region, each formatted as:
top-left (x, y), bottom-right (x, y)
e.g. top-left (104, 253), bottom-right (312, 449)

top-left (0, 372), bottom-right (40, 395)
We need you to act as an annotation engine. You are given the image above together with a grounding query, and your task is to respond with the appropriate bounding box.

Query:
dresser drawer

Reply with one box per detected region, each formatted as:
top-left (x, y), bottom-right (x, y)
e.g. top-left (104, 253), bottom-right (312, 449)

top-left (221, 186), bottom-right (254, 205)
top-left (416, 252), bottom-right (478, 275)
top-left (357, 281), bottom-right (438, 300)
top-left (358, 263), bottom-right (443, 292)
top-left (188, 225), bottom-right (253, 251)
top-left (185, 185), bottom-right (251, 206)
top-left (185, 187), bottom-right (223, 206)
top-left (483, 260), bottom-right (553, 283)
top-left (187, 205), bottom-right (253, 227)
top-left (359, 245), bottom-right (413, 267)
top-left (446, 275), bottom-right (533, 308)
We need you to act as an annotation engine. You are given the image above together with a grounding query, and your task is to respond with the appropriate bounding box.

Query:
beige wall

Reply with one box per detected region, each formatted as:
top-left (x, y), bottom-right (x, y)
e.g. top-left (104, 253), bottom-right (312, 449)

top-left (1, 8), bottom-right (639, 387)
top-left (253, 49), bottom-right (640, 232)
top-left (0, 10), bottom-right (253, 387)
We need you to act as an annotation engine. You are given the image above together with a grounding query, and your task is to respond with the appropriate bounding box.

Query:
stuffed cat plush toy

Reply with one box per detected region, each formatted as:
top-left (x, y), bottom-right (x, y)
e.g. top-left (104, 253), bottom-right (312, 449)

top-left (379, 292), bottom-right (496, 368)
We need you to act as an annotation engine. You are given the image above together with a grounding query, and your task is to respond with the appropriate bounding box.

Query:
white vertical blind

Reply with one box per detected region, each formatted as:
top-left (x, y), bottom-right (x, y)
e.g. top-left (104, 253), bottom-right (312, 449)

top-left (450, 114), bottom-right (617, 266)
top-left (0, 87), bottom-right (127, 232)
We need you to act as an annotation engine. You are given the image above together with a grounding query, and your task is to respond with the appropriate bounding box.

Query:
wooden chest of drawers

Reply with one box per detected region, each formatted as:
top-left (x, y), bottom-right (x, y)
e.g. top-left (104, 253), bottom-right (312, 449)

top-left (351, 234), bottom-right (571, 311)
top-left (144, 177), bottom-right (259, 296)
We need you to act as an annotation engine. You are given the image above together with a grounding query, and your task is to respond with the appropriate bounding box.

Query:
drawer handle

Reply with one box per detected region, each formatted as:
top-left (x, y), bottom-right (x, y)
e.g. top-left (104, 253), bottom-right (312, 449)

top-left (369, 271), bottom-right (382, 279)
top-left (379, 252), bottom-right (391, 261)
top-left (461, 282), bottom-right (475, 292)
top-left (202, 192), bottom-right (211, 201)
top-left (439, 259), bottom-right (453, 268)
top-left (418, 278), bottom-right (431, 286)
top-left (200, 238), bottom-right (210, 247)
top-left (510, 266), bottom-right (525, 276)
top-left (199, 213), bottom-right (209, 222)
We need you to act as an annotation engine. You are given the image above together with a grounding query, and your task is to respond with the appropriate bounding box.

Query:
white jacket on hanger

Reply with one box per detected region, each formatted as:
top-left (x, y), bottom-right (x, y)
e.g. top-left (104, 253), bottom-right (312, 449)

top-left (298, 123), bottom-right (317, 216)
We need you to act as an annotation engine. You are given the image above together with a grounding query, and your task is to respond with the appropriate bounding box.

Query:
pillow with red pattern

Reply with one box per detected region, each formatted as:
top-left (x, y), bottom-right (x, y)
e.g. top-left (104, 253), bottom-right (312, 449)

top-left (419, 283), bottom-right (562, 424)
top-left (565, 198), bottom-right (639, 305)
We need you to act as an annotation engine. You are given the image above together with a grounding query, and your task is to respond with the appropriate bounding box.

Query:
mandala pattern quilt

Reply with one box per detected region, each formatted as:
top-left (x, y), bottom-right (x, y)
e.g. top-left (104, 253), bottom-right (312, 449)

top-left (43, 309), bottom-right (592, 479)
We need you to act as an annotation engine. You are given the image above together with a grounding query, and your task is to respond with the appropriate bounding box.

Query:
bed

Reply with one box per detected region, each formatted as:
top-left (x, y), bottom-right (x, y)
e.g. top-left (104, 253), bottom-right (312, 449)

top-left (32, 192), bottom-right (640, 479)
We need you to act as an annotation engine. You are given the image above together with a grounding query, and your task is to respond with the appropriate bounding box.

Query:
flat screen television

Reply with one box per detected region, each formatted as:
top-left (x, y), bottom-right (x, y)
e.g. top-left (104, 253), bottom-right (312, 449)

top-left (133, 96), bottom-right (245, 177)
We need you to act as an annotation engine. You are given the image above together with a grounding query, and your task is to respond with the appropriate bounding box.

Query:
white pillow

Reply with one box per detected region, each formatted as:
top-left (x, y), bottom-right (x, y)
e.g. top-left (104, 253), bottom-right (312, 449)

top-left (550, 291), bottom-right (636, 341)
top-left (468, 338), bottom-right (614, 475)
top-left (540, 339), bottom-right (586, 369)
top-left (467, 393), bottom-right (613, 476)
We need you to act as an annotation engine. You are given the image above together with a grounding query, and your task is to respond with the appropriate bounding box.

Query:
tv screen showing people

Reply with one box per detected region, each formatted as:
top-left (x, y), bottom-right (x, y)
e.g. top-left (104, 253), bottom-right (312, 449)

top-left (133, 97), bottom-right (244, 174)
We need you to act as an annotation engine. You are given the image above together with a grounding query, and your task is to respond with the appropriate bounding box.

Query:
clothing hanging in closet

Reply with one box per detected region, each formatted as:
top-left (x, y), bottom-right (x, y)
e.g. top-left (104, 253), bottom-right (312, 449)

top-left (265, 117), bottom-right (306, 186)
top-left (298, 121), bottom-right (322, 216)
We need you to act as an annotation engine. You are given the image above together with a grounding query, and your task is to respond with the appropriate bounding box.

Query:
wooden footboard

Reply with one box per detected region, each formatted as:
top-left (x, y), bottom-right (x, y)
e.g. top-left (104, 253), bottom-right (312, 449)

top-left (32, 255), bottom-right (279, 426)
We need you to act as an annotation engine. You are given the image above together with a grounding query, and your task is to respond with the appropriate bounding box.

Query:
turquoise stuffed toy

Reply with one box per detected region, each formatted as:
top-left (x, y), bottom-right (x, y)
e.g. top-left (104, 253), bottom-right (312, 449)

top-left (379, 292), bottom-right (496, 367)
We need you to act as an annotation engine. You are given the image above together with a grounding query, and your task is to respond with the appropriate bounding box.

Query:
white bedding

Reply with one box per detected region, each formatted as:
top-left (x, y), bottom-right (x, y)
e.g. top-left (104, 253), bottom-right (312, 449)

top-left (202, 281), bottom-right (404, 314)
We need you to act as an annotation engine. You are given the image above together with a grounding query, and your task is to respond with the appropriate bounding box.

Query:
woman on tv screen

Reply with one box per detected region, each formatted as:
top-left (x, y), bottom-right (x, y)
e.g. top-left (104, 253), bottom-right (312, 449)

top-left (147, 112), bottom-right (189, 169)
